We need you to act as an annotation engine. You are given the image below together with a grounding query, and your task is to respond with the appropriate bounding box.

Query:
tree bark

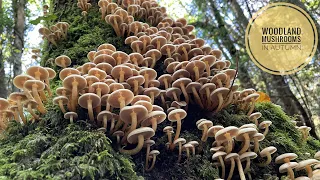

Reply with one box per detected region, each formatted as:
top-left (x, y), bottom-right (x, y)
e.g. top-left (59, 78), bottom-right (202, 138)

top-left (11, 0), bottom-right (26, 93)
top-left (0, 0), bottom-right (8, 98)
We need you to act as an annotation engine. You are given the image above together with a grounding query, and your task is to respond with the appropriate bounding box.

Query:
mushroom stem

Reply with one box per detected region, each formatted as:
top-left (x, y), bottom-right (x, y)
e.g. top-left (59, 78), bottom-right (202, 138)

top-left (173, 92), bottom-right (179, 101)
top-left (247, 102), bottom-right (255, 115)
top-left (17, 100), bottom-right (26, 124)
top-left (12, 109), bottom-right (19, 123)
top-left (182, 47), bottom-right (188, 60)
top-left (119, 134), bottom-right (144, 155)
top-left (236, 157), bottom-right (246, 180)
top-left (224, 133), bottom-right (233, 154)
top-left (186, 148), bottom-right (190, 160)
top-left (110, 118), bottom-right (115, 133)
top-left (178, 142), bottom-right (182, 162)
top-left (87, 99), bottom-right (94, 122)
top-left (146, 155), bottom-right (157, 171)
top-left (113, 18), bottom-right (121, 37)
top-left (180, 84), bottom-right (189, 104)
top-left (167, 131), bottom-right (173, 147)
top-left (58, 100), bottom-right (67, 114)
top-left (201, 124), bottom-right (208, 142)
top-left (45, 79), bottom-right (53, 96)
top-left (103, 115), bottom-right (108, 131)
top-left (193, 67), bottom-right (200, 81)
top-left (254, 138), bottom-right (260, 153)
top-left (219, 156), bottom-right (226, 179)
top-left (173, 114), bottom-right (182, 141)
top-left (262, 125), bottom-right (269, 136)
top-left (133, 80), bottom-right (139, 95)
top-left (205, 62), bottom-right (211, 76)
top-left (39, 91), bottom-right (47, 101)
top-left (205, 88), bottom-right (211, 107)
top-left (192, 87), bottom-right (204, 109)
top-left (306, 165), bottom-right (313, 178)
top-left (287, 167), bottom-right (295, 180)
top-left (71, 81), bottom-right (79, 112)
top-left (239, 133), bottom-right (250, 154)
top-left (227, 158), bottom-right (235, 180)
top-left (31, 85), bottom-right (46, 114)
top-left (244, 157), bottom-right (251, 173)
top-left (160, 94), bottom-right (166, 108)
top-left (119, 71), bottom-right (125, 83)
top-left (144, 74), bottom-right (149, 88)
top-left (215, 93), bottom-right (224, 112)
top-left (27, 103), bottom-right (39, 121)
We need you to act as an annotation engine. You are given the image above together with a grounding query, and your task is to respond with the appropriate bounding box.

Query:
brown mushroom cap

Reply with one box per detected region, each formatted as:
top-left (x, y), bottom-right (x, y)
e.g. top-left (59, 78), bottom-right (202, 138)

top-left (120, 105), bottom-right (148, 124)
top-left (13, 75), bottom-right (35, 89)
top-left (260, 146), bottom-right (277, 157)
top-left (53, 96), bottom-right (69, 105)
top-left (207, 125), bottom-right (224, 137)
top-left (98, 43), bottom-right (116, 52)
top-left (134, 100), bottom-right (153, 112)
top-left (235, 128), bottom-right (257, 141)
top-left (63, 75), bottom-right (87, 91)
top-left (197, 120), bottom-right (213, 130)
top-left (111, 65), bottom-right (133, 80)
top-left (26, 66), bottom-right (49, 81)
top-left (259, 121), bottom-right (272, 129)
top-left (91, 82), bottom-right (110, 95)
top-left (55, 55), bottom-right (72, 68)
top-left (279, 162), bottom-right (298, 173)
top-left (275, 153), bottom-right (298, 163)
top-left (0, 98), bottom-right (10, 111)
top-left (127, 127), bottom-right (155, 144)
top-left (141, 111), bottom-right (166, 127)
top-left (132, 95), bottom-right (152, 104)
top-left (112, 51), bottom-right (129, 65)
top-left (78, 93), bottom-right (101, 109)
top-left (93, 54), bottom-right (116, 66)
top-left (64, 112), bottom-right (78, 120)
top-left (215, 126), bottom-right (239, 142)
top-left (59, 68), bottom-right (81, 80)
top-left (168, 109), bottom-right (187, 122)
top-left (45, 68), bottom-right (56, 79)
top-left (24, 80), bottom-right (45, 91)
top-left (240, 152), bottom-right (258, 161)
top-left (172, 69), bottom-right (190, 81)
top-left (107, 89), bottom-right (134, 108)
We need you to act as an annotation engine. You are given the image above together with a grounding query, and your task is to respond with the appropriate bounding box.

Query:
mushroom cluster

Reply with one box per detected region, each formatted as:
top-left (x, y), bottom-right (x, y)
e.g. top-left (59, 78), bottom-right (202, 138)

top-left (77, 0), bottom-right (92, 16)
top-left (31, 48), bottom-right (41, 61)
top-left (275, 152), bottom-right (320, 179)
top-left (43, 5), bottom-right (49, 15)
top-left (0, 66), bottom-right (55, 130)
top-left (38, 22), bottom-right (70, 46)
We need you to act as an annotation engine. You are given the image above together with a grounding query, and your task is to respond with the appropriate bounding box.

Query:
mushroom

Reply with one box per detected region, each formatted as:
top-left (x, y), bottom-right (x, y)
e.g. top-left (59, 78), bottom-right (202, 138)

top-left (8, 92), bottom-right (27, 124)
top-left (141, 111), bottom-right (166, 132)
top-left (295, 159), bottom-right (319, 178)
top-left (111, 65), bottom-right (133, 83)
top-left (13, 75), bottom-right (35, 100)
top-left (112, 130), bottom-right (124, 144)
top-left (183, 143), bottom-right (193, 160)
top-left (243, 93), bottom-right (260, 115)
top-left (63, 75), bottom-right (87, 112)
top-left (163, 126), bottom-right (174, 148)
top-left (78, 93), bottom-right (101, 122)
top-left (108, 89), bottom-right (134, 110)
top-left (23, 100), bottom-right (39, 121)
top-left (166, 87), bottom-right (182, 102)
top-left (298, 126), bottom-right (312, 141)
top-left (185, 60), bottom-right (206, 81)
top-left (199, 83), bottom-right (216, 107)
top-left (24, 80), bottom-right (47, 114)
top-left (139, 68), bottom-right (157, 88)
top-left (212, 151), bottom-right (227, 179)
top-left (146, 150), bottom-right (160, 171)
top-left (235, 127), bottom-right (257, 154)
top-left (168, 109), bottom-right (187, 144)
top-left (197, 119), bottom-right (213, 142)
top-left (210, 87), bottom-right (230, 112)
top-left (224, 153), bottom-right (239, 180)
top-left (240, 152), bottom-right (257, 174)
top-left (44, 67), bottom-right (56, 96)
top-left (279, 162), bottom-right (298, 180)
top-left (126, 75), bottom-right (145, 95)
top-left (144, 139), bottom-right (155, 170)
top-left (249, 112), bottom-right (262, 126)
top-left (55, 55), bottom-right (72, 68)
top-left (9, 105), bottom-right (20, 123)
top-left (215, 126), bottom-right (239, 154)
top-left (173, 137), bottom-right (186, 162)
top-left (259, 121), bottom-right (272, 136)
top-left (120, 127), bottom-right (155, 155)
top-left (64, 112), bottom-right (78, 123)
top-left (172, 78), bottom-right (191, 104)
top-left (53, 96), bottom-right (69, 114)
top-left (143, 87), bottom-right (160, 104)
top-left (251, 132), bottom-right (265, 153)
top-left (186, 82), bottom-right (204, 108)
top-left (97, 110), bottom-right (113, 132)
top-left (258, 146), bottom-right (277, 167)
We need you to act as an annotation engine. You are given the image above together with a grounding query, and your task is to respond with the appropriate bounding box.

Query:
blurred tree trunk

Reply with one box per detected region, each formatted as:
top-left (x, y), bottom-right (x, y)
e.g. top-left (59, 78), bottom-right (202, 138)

top-left (10, 0), bottom-right (26, 93)
top-left (0, 0), bottom-right (8, 98)
top-left (229, 0), bottom-right (317, 138)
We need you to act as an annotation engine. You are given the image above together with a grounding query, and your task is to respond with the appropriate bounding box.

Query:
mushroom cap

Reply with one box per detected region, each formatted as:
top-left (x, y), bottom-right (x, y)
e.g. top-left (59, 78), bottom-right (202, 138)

top-left (152, 105), bottom-right (163, 111)
top-left (63, 75), bottom-right (87, 91)
top-left (134, 100), bottom-right (153, 112)
top-left (166, 87), bottom-right (182, 98)
top-left (127, 127), bottom-right (155, 144)
top-left (132, 95), bottom-right (152, 104)
top-left (143, 139), bottom-right (155, 148)
top-left (59, 68), bottom-right (81, 80)
top-left (240, 123), bottom-right (257, 129)
top-left (91, 82), bottom-right (110, 95)
top-left (243, 93), bottom-right (260, 102)
top-left (112, 51), bottom-right (129, 64)
top-left (145, 49), bottom-right (162, 61)
top-left (188, 141), bottom-right (199, 147)
top-left (279, 162), bottom-right (298, 173)
top-left (111, 65), bottom-right (133, 80)
top-left (97, 110), bottom-right (113, 122)
top-left (9, 92), bottom-right (27, 102)
top-left (173, 137), bottom-right (186, 145)
top-left (186, 82), bottom-right (202, 93)
top-left (78, 93), bottom-right (101, 109)
top-left (168, 109), bottom-right (187, 122)
top-left (109, 83), bottom-right (124, 92)
top-left (53, 96), bottom-right (69, 105)
top-left (171, 101), bottom-right (187, 108)
top-left (64, 112), bottom-right (78, 119)
top-left (87, 51), bottom-right (96, 62)
top-left (252, 133), bottom-right (265, 141)
top-left (88, 68), bottom-right (107, 80)
top-left (149, 150), bottom-right (160, 157)
top-left (249, 112), bottom-right (262, 120)
top-left (172, 77), bottom-right (192, 88)
top-left (108, 89), bottom-right (134, 108)
top-left (45, 67), bottom-right (56, 79)
top-left (199, 83), bottom-right (216, 94)
top-left (275, 153), bottom-right (298, 164)
top-left (160, 44), bottom-right (176, 55)
top-left (197, 120), bottom-right (213, 130)
top-left (26, 66), bottom-right (49, 80)
top-left (139, 68), bottom-right (157, 80)
top-left (296, 159), bottom-right (319, 171)
top-left (94, 54), bottom-right (116, 65)
top-left (23, 100), bottom-right (38, 109)
top-left (126, 75), bottom-right (145, 87)
top-left (225, 153), bottom-right (240, 162)
top-left (298, 126), bottom-right (311, 132)
top-left (210, 87), bottom-right (230, 102)
top-left (212, 151), bottom-right (227, 160)
top-left (240, 152), bottom-right (258, 161)
top-left (172, 70), bottom-right (190, 81)
top-left (158, 74), bottom-right (173, 86)
top-left (120, 105), bottom-right (148, 124)
top-left (259, 121), bottom-right (272, 129)
top-left (56, 87), bottom-right (71, 96)
top-left (24, 80), bottom-right (45, 91)
top-left (186, 60), bottom-right (206, 74)
top-left (82, 62), bottom-right (97, 74)
top-left (141, 111), bottom-right (166, 127)
top-left (215, 126), bottom-right (239, 142)
top-left (129, 53), bottom-right (144, 65)
top-left (183, 143), bottom-right (193, 150)
top-left (97, 43), bottom-right (116, 52)
top-left (210, 146), bottom-right (225, 153)
top-left (260, 146), bottom-right (277, 157)
top-left (143, 87), bottom-right (161, 97)
top-left (163, 126), bottom-right (173, 132)
top-left (315, 151), bottom-right (320, 159)
top-left (207, 125), bottom-right (224, 137)
top-left (295, 177), bottom-right (311, 180)
top-left (235, 128), bottom-right (258, 141)
top-left (113, 130), bottom-right (124, 137)
top-left (0, 98), bottom-right (10, 111)
top-left (13, 75), bottom-right (35, 89)
top-left (55, 55), bottom-right (71, 67)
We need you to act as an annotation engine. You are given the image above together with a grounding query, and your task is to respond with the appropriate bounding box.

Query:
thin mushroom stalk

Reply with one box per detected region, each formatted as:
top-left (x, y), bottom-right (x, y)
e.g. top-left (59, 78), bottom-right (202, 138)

top-left (216, 93), bottom-right (224, 112)
top-left (16, 98), bottom-right (26, 124)
top-left (227, 158), bottom-right (235, 180)
top-left (219, 156), bottom-right (226, 179)
top-left (239, 133), bottom-right (250, 154)
top-left (39, 90), bottom-right (47, 101)
top-left (191, 87), bottom-right (204, 109)
top-left (146, 155), bottom-right (157, 172)
top-left (180, 84), bottom-right (189, 104)
top-left (262, 125), bottom-right (270, 136)
top-left (119, 134), bottom-right (144, 155)
top-left (87, 99), bottom-right (94, 122)
top-left (31, 85), bottom-right (47, 114)
top-left (71, 81), bottom-right (79, 112)
top-left (258, 153), bottom-right (272, 167)
top-left (177, 143), bottom-right (183, 162)
top-left (236, 158), bottom-right (246, 180)
top-left (244, 157), bottom-right (251, 173)
top-left (102, 115), bottom-right (108, 131)
top-left (201, 125), bottom-right (208, 142)
top-left (27, 103), bottom-right (39, 121)
top-left (110, 117), bottom-right (115, 133)
top-left (12, 109), bottom-right (19, 123)
top-left (224, 133), bottom-right (233, 154)
top-left (57, 99), bottom-right (67, 114)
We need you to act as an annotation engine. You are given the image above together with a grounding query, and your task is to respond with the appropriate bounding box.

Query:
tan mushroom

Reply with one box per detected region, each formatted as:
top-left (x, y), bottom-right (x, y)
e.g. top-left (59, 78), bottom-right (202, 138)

top-left (64, 112), bottom-right (78, 123)
top-left (215, 126), bottom-right (239, 154)
top-left (78, 93), bottom-right (101, 122)
top-left (258, 146), bottom-right (277, 166)
top-left (173, 137), bottom-right (186, 162)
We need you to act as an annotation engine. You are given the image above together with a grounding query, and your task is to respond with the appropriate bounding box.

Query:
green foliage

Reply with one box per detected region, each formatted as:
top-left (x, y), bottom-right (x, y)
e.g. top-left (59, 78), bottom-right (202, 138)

top-left (29, 14), bottom-right (58, 25)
